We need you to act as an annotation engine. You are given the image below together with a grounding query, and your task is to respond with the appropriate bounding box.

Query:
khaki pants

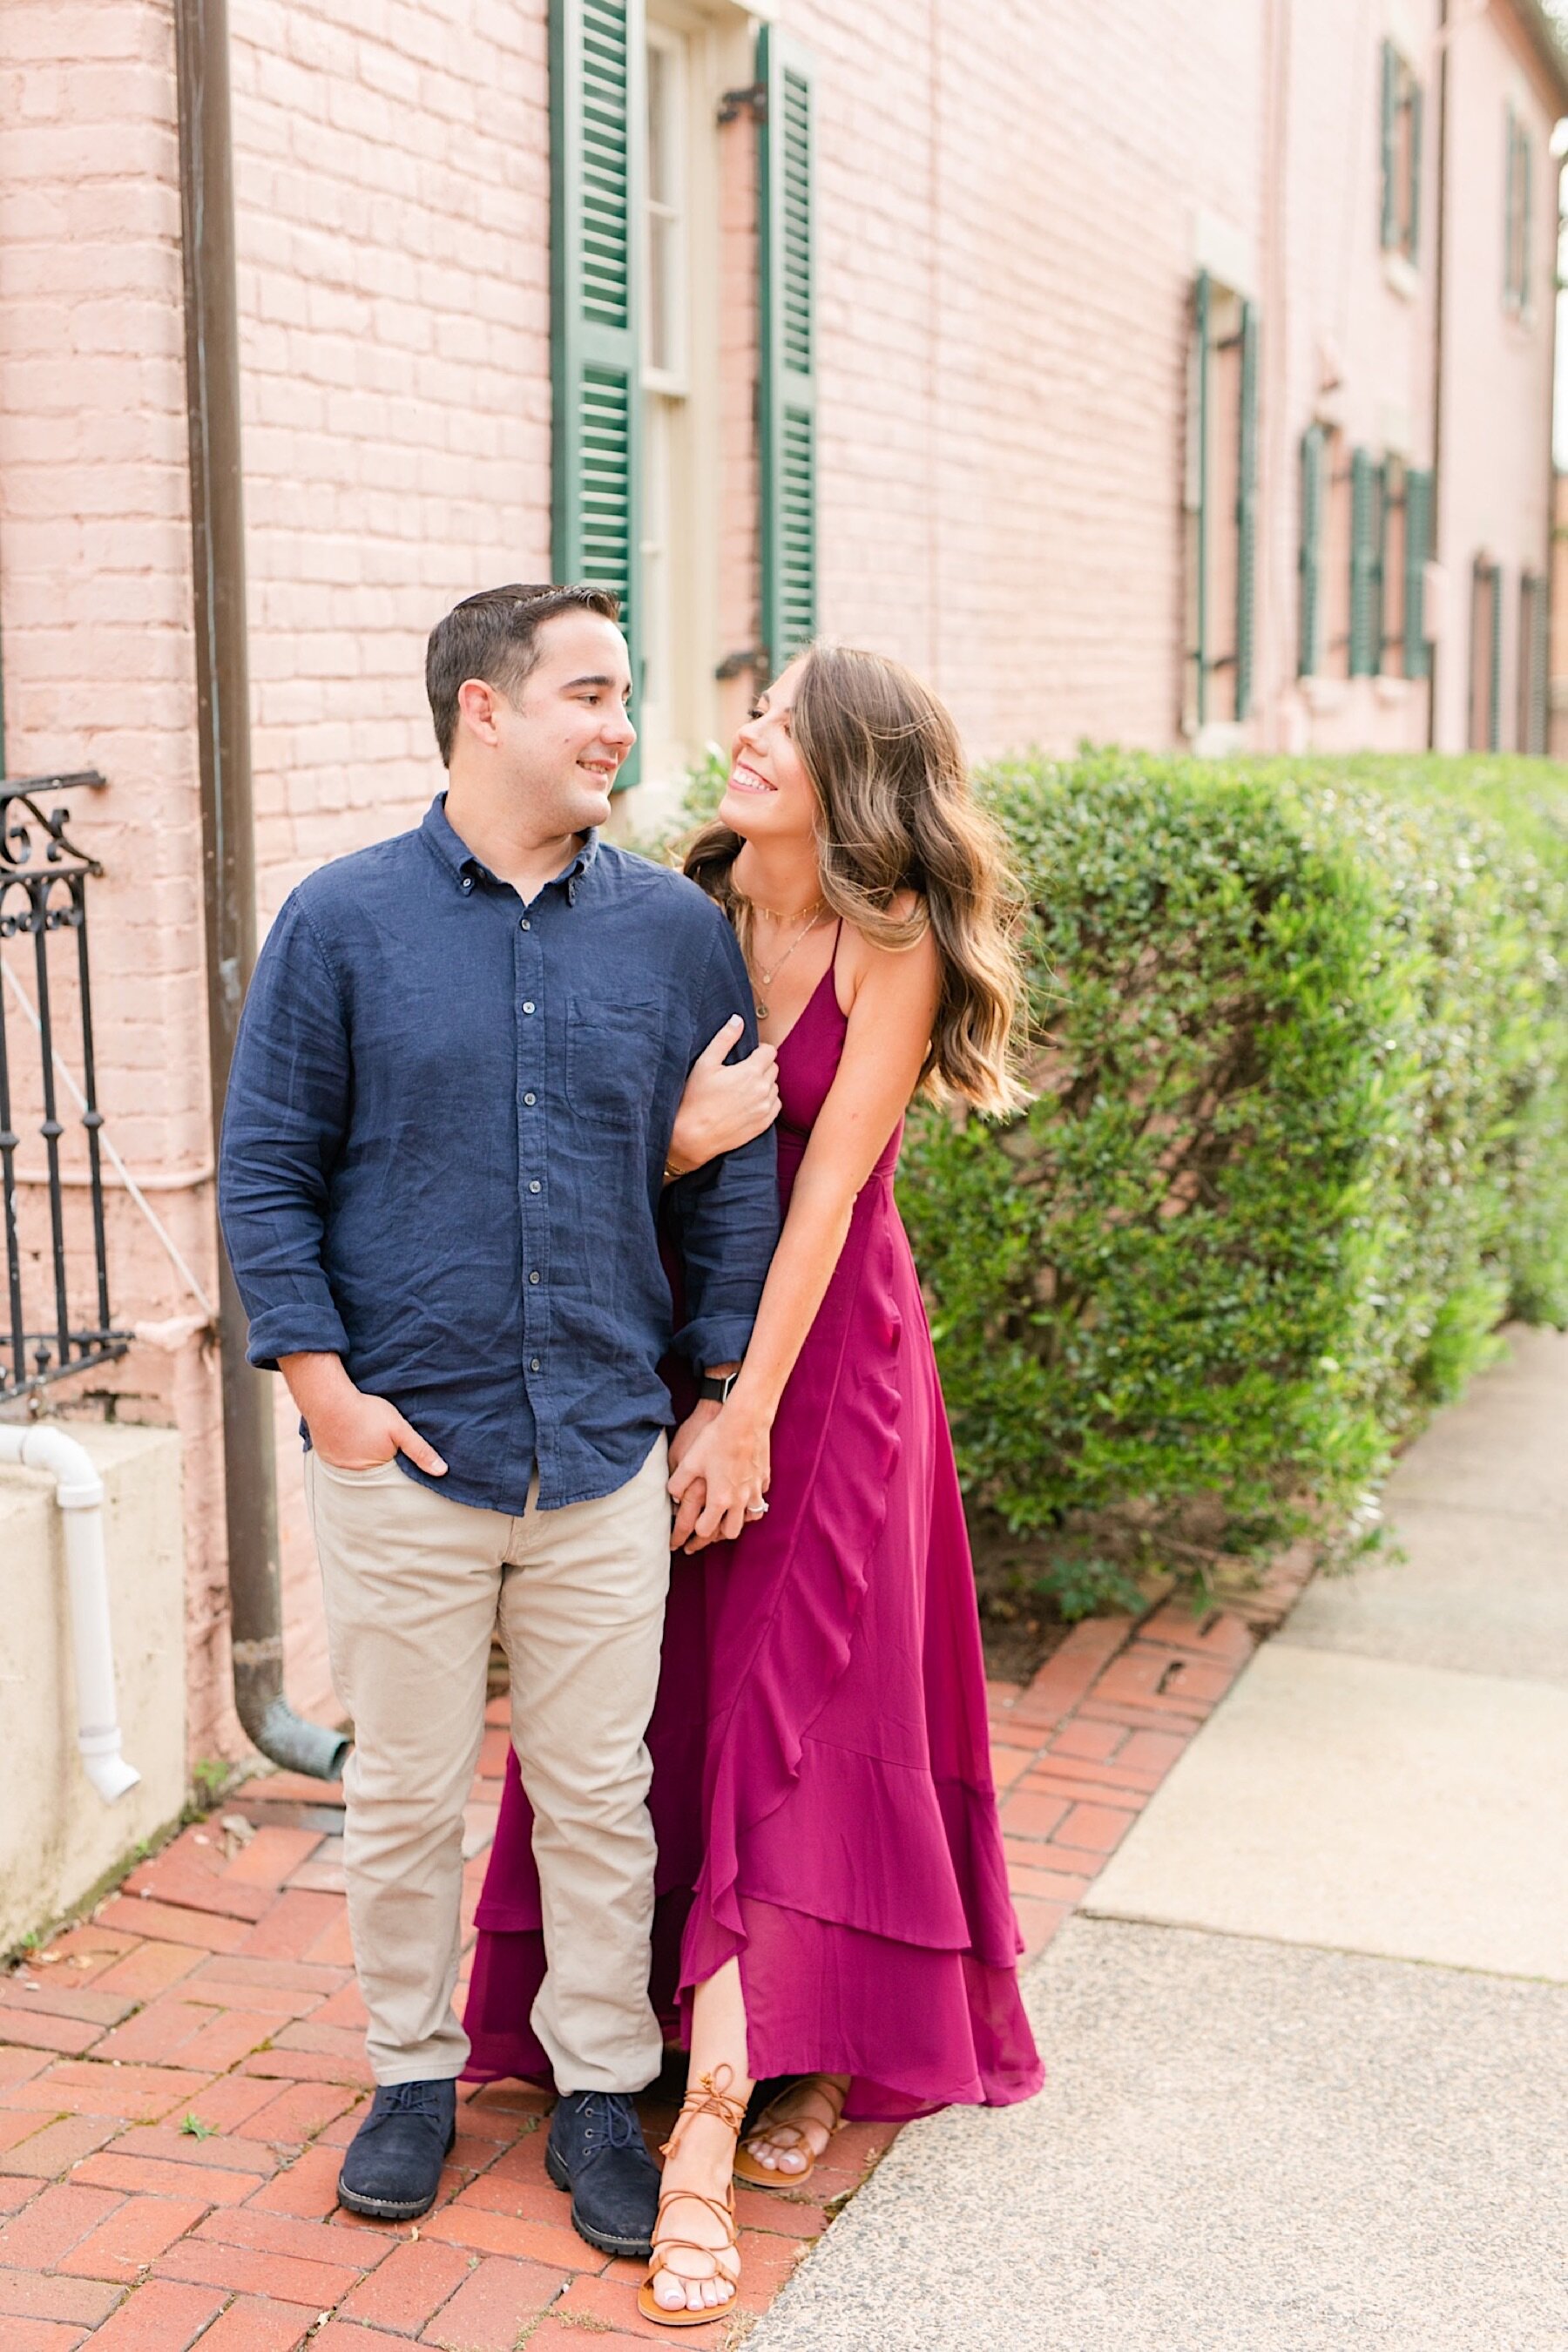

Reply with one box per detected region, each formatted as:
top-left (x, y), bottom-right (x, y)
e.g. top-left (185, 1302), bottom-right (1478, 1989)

top-left (304, 1436), bottom-right (672, 2090)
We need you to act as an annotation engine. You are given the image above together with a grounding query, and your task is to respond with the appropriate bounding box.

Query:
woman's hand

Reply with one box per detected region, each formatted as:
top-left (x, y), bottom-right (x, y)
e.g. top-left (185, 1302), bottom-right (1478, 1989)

top-left (666, 1017), bottom-right (780, 1179)
top-left (667, 1400), bottom-right (772, 1551)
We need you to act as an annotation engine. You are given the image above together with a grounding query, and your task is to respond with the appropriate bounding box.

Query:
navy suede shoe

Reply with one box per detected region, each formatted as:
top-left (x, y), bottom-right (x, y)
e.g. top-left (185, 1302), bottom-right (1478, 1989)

top-left (546, 2090), bottom-right (659, 2258)
top-left (337, 2078), bottom-right (456, 2221)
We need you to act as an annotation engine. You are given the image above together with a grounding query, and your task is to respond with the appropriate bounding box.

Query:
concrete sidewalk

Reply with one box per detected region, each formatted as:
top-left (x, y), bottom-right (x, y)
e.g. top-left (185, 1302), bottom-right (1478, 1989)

top-left (750, 1328), bottom-right (1568, 2352)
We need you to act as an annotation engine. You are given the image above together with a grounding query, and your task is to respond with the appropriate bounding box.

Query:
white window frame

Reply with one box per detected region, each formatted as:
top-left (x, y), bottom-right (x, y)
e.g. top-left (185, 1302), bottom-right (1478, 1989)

top-left (642, 21), bottom-right (691, 399)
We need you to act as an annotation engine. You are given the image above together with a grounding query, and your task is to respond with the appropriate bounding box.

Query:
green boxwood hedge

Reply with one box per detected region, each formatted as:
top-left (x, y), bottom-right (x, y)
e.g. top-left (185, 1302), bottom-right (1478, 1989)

top-left (896, 752), bottom-right (1568, 1553)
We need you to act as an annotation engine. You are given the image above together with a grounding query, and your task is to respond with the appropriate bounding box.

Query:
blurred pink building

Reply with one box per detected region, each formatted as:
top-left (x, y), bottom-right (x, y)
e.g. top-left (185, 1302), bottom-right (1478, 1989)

top-left (2, 0), bottom-right (1564, 1774)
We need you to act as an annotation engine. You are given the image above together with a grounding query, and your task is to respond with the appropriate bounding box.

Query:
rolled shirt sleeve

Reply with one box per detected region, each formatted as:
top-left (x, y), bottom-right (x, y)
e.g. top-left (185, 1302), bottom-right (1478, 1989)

top-left (218, 893), bottom-right (354, 1370)
top-left (665, 916), bottom-right (780, 1369)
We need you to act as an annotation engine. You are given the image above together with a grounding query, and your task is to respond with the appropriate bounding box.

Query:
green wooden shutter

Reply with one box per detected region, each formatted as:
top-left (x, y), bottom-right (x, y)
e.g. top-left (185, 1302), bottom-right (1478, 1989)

top-left (1490, 564), bottom-right (1504, 748)
top-left (1408, 78), bottom-right (1423, 264)
top-left (1504, 107), bottom-right (1523, 310)
top-left (1518, 573), bottom-right (1548, 753)
top-left (1234, 301), bottom-right (1259, 720)
top-left (1191, 270), bottom-right (1211, 728)
top-left (1370, 459), bottom-right (1388, 675)
top-left (1403, 467), bottom-right (1431, 679)
top-left (1349, 448), bottom-right (1378, 675)
top-left (1298, 426), bottom-right (1325, 678)
top-left (1503, 111), bottom-right (1511, 304)
top-left (1521, 124), bottom-right (1533, 310)
top-left (759, 25), bottom-right (816, 678)
top-left (1380, 41), bottom-right (1397, 250)
top-left (551, 0), bottom-right (644, 786)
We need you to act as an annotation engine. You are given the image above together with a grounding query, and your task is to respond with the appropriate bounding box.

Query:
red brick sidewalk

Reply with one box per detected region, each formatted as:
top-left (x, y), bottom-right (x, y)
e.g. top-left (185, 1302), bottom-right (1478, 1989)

top-left (0, 1599), bottom-right (1261, 2349)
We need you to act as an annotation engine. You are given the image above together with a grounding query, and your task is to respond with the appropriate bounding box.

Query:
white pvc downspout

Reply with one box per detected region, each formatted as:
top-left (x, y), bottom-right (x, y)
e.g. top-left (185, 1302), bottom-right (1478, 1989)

top-left (0, 1424), bottom-right (141, 1804)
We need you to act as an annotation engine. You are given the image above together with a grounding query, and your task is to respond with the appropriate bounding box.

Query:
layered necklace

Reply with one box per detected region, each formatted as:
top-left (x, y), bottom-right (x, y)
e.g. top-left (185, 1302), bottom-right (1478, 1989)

top-left (740, 894), bottom-right (826, 1022)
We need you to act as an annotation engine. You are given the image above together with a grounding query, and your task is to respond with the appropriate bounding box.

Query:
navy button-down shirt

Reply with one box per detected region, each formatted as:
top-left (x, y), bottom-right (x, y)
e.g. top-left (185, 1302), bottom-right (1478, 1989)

top-left (218, 795), bottom-right (779, 1512)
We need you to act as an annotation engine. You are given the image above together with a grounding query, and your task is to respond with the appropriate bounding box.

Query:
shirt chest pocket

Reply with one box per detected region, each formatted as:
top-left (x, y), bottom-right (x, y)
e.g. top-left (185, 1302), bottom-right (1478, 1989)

top-left (565, 994), bottom-right (668, 1132)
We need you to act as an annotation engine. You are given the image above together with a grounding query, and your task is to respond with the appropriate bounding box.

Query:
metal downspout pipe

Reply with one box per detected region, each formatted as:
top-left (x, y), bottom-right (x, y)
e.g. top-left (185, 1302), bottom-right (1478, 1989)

top-left (172, 0), bottom-right (348, 1781)
top-left (0, 1424), bottom-right (140, 1804)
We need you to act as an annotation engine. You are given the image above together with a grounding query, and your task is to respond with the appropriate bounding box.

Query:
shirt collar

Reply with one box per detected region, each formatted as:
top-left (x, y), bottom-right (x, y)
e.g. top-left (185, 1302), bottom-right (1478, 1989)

top-left (422, 794), bottom-right (601, 903)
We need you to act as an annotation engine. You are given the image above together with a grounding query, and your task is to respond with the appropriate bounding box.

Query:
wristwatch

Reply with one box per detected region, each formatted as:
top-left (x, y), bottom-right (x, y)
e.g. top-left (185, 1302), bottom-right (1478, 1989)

top-left (698, 1370), bottom-right (740, 1405)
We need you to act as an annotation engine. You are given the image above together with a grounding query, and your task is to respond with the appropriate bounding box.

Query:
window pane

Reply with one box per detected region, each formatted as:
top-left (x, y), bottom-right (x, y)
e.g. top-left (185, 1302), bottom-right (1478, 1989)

top-left (644, 35), bottom-right (682, 377)
top-left (647, 44), bottom-right (671, 206)
top-left (649, 213), bottom-right (675, 375)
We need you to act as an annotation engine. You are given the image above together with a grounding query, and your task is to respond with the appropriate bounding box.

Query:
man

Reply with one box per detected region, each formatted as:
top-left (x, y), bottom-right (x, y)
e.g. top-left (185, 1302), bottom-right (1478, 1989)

top-left (218, 584), bottom-right (778, 2253)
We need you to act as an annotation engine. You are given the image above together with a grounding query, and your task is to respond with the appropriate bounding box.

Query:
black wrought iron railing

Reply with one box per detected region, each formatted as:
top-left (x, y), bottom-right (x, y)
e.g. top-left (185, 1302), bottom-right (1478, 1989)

top-left (0, 771), bottom-right (130, 1400)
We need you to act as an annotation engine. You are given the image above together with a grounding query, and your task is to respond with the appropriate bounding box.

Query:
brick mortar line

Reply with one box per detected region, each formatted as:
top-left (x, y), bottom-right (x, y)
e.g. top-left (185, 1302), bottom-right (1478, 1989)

top-left (0, 1596), bottom-right (1274, 2344)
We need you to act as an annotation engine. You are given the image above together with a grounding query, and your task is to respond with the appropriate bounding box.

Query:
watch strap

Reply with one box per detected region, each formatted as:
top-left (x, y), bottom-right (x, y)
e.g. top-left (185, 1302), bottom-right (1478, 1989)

top-left (698, 1370), bottom-right (740, 1405)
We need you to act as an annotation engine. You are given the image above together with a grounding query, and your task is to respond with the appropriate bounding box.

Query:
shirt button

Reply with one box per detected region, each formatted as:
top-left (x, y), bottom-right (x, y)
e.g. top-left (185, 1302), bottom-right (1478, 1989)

top-left (529, 1179), bottom-right (541, 1193)
top-left (461, 877), bottom-right (473, 893)
top-left (523, 1001), bottom-right (536, 1015)
top-left (529, 1270), bottom-right (541, 1284)
top-left (519, 916), bottom-right (531, 930)
top-left (524, 1092), bottom-right (537, 1106)
top-left (530, 1357), bottom-right (541, 1373)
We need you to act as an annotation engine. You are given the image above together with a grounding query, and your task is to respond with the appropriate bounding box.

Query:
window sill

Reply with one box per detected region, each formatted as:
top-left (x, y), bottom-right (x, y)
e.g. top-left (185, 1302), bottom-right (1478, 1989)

top-left (1375, 674), bottom-right (1411, 706)
top-left (1382, 250), bottom-right (1419, 303)
top-left (1192, 720), bottom-right (1246, 757)
top-left (1300, 675), bottom-right (1346, 713)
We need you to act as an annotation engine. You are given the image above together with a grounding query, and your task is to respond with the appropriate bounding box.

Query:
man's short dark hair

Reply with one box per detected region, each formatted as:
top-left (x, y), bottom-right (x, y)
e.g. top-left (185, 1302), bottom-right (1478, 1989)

top-left (425, 583), bottom-right (621, 765)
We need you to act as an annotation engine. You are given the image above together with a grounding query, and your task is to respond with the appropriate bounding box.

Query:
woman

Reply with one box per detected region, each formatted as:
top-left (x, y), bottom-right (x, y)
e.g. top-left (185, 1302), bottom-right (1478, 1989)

top-left (465, 644), bottom-right (1044, 2324)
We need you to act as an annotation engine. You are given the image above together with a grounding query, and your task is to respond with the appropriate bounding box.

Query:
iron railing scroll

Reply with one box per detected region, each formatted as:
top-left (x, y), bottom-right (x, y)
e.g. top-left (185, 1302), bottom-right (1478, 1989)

top-left (0, 771), bottom-right (130, 1401)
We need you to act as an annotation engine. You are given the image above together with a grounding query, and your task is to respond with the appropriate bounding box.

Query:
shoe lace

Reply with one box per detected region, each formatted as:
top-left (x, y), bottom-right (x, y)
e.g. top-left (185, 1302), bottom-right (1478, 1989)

top-left (578, 2092), bottom-right (641, 2150)
top-left (379, 2082), bottom-right (446, 2115)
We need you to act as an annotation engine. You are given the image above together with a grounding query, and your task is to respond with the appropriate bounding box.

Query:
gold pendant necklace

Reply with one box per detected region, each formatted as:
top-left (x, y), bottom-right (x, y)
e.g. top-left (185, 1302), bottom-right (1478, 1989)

top-left (749, 902), bottom-right (825, 1021)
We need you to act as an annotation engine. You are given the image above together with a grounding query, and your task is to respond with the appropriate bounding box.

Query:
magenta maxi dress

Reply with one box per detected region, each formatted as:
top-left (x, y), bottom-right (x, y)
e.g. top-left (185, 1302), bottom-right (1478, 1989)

top-left (463, 947), bottom-right (1043, 2119)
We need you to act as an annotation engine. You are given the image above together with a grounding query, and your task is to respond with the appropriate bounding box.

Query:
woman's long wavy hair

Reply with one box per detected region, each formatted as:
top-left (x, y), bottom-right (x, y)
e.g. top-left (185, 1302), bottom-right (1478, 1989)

top-left (686, 644), bottom-right (1025, 1115)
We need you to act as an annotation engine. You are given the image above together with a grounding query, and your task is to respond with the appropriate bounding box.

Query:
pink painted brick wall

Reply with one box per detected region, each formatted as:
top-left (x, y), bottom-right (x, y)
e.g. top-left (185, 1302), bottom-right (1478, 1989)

top-left (226, 0), bottom-right (557, 1719)
top-left (782, 0), bottom-right (1555, 759)
top-left (0, 0), bottom-right (241, 1758)
top-left (6, 0), bottom-right (1564, 1775)
top-left (1432, 2), bottom-right (1560, 750)
top-left (790, 0), bottom-right (1264, 754)
top-left (227, 0), bottom-right (553, 931)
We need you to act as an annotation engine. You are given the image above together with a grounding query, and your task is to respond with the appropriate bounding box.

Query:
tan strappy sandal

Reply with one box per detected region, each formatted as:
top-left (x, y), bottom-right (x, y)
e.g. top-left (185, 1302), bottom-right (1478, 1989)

top-left (732, 2073), bottom-right (848, 2191)
top-left (637, 2065), bottom-right (747, 2329)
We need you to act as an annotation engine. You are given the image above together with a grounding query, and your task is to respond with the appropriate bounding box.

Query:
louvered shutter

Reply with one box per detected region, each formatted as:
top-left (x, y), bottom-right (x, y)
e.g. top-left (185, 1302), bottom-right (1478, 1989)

top-left (1370, 459), bottom-right (1388, 674)
top-left (1521, 124), bottom-right (1533, 309)
top-left (551, 0), bottom-right (644, 786)
top-left (1234, 301), bottom-right (1260, 720)
top-left (1298, 427), bottom-right (1325, 678)
top-left (1190, 270), bottom-right (1212, 728)
top-left (1380, 42), bottom-right (1397, 250)
top-left (1403, 468), bottom-right (1431, 679)
top-left (1489, 565), bottom-right (1504, 749)
top-left (1409, 78), bottom-right (1423, 264)
top-left (1349, 449), bottom-right (1377, 675)
top-left (1517, 574), bottom-right (1547, 753)
top-left (759, 26), bottom-right (816, 677)
top-left (1529, 575), bottom-right (1549, 753)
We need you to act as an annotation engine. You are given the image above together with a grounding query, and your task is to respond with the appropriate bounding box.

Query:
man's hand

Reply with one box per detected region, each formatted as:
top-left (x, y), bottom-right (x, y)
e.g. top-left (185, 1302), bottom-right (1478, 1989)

top-left (666, 1401), bottom-right (716, 1549)
top-left (669, 1396), bottom-right (720, 1477)
top-left (279, 1351), bottom-right (448, 1476)
top-left (667, 1400), bottom-right (770, 1552)
top-left (666, 1017), bottom-right (780, 1179)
